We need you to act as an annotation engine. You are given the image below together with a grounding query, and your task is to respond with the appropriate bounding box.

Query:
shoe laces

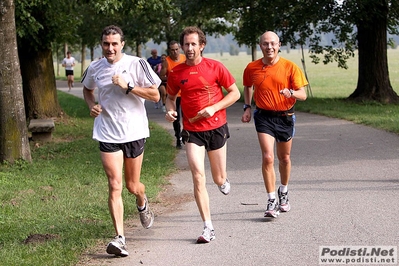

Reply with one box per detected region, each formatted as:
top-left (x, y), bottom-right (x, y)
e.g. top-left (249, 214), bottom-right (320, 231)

top-left (279, 191), bottom-right (288, 204)
top-left (267, 199), bottom-right (277, 210)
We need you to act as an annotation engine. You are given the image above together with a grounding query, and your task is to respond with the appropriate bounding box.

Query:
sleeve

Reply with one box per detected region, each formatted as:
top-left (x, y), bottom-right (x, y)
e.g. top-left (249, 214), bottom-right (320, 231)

top-left (291, 64), bottom-right (308, 89)
top-left (80, 65), bottom-right (96, 90)
top-left (136, 58), bottom-right (161, 88)
top-left (217, 62), bottom-right (236, 88)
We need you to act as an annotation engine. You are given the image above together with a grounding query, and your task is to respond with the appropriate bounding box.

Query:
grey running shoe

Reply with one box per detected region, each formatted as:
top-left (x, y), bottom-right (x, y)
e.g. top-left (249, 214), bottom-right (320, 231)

top-left (138, 195), bottom-right (154, 229)
top-left (264, 199), bottom-right (280, 218)
top-left (106, 235), bottom-right (129, 257)
top-left (218, 178), bottom-right (230, 195)
top-left (278, 187), bottom-right (291, 212)
top-left (197, 227), bottom-right (216, 243)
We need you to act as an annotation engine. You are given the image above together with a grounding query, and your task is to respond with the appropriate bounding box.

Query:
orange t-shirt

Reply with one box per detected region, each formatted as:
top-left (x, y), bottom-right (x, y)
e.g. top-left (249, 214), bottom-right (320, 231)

top-left (166, 54), bottom-right (186, 96)
top-left (243, 57), bottom-right (308, 111)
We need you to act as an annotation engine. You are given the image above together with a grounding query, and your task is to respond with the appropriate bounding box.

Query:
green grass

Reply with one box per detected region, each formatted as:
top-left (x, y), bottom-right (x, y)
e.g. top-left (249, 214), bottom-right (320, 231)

top-left (0, 92), bottom-right (176, 266)
top-left (14, 46), bottom-right (396, 265)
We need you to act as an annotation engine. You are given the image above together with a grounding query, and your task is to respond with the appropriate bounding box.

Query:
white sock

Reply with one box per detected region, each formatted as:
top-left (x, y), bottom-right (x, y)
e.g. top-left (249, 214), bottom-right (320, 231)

top-left (268, 192), bottom-right (276, 200)
top-left (279, 185), bottom-right (288, 193)
top-left (137, 202), bottom-right (146, 211)
top-left (204, 220), bottom-right (214, 230)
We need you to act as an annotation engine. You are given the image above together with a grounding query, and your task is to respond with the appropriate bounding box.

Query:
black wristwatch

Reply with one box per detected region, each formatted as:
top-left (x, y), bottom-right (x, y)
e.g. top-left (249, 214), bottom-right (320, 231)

top-left (243, 104), bottom-right (251, 111)
top-left (126, 82), bottom-right (134, 94)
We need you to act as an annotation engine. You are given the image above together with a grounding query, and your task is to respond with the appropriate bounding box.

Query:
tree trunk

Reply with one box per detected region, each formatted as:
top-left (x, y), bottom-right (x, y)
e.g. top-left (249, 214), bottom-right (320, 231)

top-left (81, 44), bottom-right (86, 76)
top-left (18, 47), bottom-right (62, 119)
top-left (251, 44), bottom-right (257, 61)
top-left (90, 47), bottom-right (95, 61)
top-left (0, 0), bottom-right (32, 163)
top-left (348, 1), bottom-right (399, 103)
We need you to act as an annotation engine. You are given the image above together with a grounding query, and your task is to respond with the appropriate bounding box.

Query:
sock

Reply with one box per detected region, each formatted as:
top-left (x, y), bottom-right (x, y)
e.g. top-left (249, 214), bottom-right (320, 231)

top-left (204, 220), bottom-right (214, 230)
top-left (268, 192), bottom-right (276, 201)
top-left (137, 203), bottom-right (146, 211)
top-left (279, 185), bottom-right (288, 193)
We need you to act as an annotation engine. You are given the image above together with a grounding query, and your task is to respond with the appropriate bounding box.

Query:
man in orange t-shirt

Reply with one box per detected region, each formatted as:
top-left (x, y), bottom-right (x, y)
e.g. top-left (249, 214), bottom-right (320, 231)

top-left (241, 31), bottom-right (308, 219)
top-left (160, 40), bottom-right (186, 148)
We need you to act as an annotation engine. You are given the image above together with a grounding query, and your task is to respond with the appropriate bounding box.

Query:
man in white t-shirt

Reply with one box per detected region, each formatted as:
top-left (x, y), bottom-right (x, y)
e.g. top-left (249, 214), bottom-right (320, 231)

top-left (81, 25), bottom-right (161, 257)
top-left (62, 51), bottom-right (76, 91)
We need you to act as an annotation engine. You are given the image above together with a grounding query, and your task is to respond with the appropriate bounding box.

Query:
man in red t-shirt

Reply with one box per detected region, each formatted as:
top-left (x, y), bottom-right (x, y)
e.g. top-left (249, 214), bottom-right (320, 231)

top-left (165, 26), bottom-right (240, 244)
top-left (241, 31), bottom-right (308, 218)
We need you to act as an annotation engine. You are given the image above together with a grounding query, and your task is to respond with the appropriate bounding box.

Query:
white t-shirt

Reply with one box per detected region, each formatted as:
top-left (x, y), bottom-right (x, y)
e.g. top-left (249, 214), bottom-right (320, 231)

top-left (81, 54), bottom-right (161, 143)
top-left (62, 57), bottom-right (75, 70)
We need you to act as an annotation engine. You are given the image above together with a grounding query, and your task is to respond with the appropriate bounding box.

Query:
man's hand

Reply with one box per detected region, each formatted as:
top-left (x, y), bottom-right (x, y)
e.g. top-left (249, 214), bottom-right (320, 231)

top-left (279, 88), bottom-right (293, 98)
top-left (112, 74), bottom-right (128, 91)
top-left (241, 110), bottom-right (251, 123)
top-left (90, 104), bottom-right (102, 117)
top-left (165, 110), bottom-right (177, 122)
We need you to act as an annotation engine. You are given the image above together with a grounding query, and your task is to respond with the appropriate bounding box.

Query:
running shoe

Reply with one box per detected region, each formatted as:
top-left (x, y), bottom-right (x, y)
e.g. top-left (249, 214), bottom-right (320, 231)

top-left (137, 195), bottom-right (154, 229)
top-left (154, 102), bottom-right (159, 109)
top-left (218, 178), bottom-right (230, 195)
top-left (264, 198), bottom-right (280, 218)
top-left (197, 227), bottom-right (215, 243)
top-left (176, 138), bottom-right (183, 149)
top-left (161, 105), bottom-right (166, 113)
top-left (106, 235), bottom-right (129, 257)
top-left (278, 187), bottom-right (291, 212)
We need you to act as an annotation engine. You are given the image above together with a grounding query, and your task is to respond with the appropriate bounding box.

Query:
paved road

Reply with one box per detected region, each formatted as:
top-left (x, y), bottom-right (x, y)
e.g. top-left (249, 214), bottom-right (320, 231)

top-left (59, 81), bottom-right (399, 266)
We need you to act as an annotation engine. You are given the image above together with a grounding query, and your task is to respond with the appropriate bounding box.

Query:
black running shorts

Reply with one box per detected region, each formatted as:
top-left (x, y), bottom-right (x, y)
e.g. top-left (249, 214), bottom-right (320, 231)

top-left (253, 110), bottom-right (296, 142)
top-left (65, 70), bottom-right (74, 76)
top-left (99, 139), bottom-right (146, 158)
top-left (181, 123), bottom-right (230, 151)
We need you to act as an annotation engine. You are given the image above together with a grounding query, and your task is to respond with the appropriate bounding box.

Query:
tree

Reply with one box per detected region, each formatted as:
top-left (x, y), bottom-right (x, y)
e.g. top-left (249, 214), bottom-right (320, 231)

top-left (0, 0), bottom-right (32, 163)
top-left (15, 0), bottom-right (70, 119)
top-left (275, 0), bottom-right (399, 103)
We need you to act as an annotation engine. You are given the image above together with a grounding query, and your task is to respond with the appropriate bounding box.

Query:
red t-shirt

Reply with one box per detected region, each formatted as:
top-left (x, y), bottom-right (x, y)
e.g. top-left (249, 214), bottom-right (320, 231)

top-left (167, 58), bottom-right (235, 132)
top-left (243, 57), bottom-right (308, 111)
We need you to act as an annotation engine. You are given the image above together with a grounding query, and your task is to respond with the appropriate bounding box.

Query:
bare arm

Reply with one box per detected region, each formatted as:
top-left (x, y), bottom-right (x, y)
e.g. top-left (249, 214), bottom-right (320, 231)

top-left (280, 87), bottom-right (307, 101)
top-left (196, 83), bottom-right (241, 119)
top-left (165, 93), bottom-right (177, 122)
top-left (159, 60), bottom-right (168, 82)
top-left (83, 86), bottom-right (102, 117)
top-left (112, 74), bottom-right (160, 102)
top-left (241, 85), bottom-right (253, 123)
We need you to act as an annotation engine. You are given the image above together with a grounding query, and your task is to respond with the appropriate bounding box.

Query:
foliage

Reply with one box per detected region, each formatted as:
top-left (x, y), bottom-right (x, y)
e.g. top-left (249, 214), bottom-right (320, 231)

top-left (15, 0), bottom-right (79, 51)
top-left (274, 0), bottom-right (399, 69)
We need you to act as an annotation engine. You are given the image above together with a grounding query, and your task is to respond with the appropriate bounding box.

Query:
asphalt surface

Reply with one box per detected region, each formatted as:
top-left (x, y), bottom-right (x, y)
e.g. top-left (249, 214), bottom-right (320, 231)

top-left (58, 81), bottom-right (399, 266)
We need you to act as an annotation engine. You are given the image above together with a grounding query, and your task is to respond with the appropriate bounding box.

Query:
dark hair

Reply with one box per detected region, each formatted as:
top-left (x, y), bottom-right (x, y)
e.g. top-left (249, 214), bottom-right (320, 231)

top-left (168, 40), bottom-right (179, 48)
top-left (179, 26), bottom-right (207, 47)
top-left (101, 25), bottom-right (125, 42)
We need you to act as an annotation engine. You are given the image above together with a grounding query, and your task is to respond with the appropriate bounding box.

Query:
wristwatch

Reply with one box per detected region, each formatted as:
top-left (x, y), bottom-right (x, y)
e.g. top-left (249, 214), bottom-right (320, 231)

top-left (243, 104), bottom-right (251, 111)
top-left (126, 82), bottom-right (134, 94)
top-left (289, 89), bottom-right (294, 96)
